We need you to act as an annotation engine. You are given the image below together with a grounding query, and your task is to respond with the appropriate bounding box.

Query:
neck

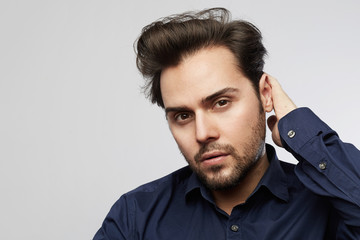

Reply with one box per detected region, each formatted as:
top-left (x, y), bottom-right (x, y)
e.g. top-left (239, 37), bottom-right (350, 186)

top-left (211, 151), bottom-right (269, 215)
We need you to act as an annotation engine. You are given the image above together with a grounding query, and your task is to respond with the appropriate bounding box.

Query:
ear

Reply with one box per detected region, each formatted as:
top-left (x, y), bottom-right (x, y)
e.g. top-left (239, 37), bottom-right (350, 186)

top-left (259, 73), bottom-right (273, 113)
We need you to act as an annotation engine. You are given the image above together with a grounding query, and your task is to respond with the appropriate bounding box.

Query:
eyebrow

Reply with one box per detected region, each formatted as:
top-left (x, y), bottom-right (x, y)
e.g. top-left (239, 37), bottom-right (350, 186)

top-left (164, 87), bottom-right (239, 118)
top-left (201, 87), bottom-right (239, 105)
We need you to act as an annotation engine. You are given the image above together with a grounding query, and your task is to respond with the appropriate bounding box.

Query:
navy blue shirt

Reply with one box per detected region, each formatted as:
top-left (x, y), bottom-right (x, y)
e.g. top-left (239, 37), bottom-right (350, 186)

top-left (94, 108), bottom-right (360, 239)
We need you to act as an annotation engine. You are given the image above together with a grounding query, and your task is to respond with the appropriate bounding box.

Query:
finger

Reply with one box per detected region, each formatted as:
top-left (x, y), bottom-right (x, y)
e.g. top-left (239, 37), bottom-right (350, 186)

top-left (264, 73), bottom-right (282, 92)
top-left (264, 73), bottom-right (297, 118)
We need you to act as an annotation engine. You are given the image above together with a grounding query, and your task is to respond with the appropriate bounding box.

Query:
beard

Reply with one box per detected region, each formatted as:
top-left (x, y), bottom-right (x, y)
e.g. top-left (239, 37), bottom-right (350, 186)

top-left (181, 110), bottom-right (266, 191)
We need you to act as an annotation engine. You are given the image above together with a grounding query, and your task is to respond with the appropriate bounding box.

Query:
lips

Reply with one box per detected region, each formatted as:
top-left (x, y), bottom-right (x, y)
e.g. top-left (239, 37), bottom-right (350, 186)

top-left (200, 151), bottom-right (229, 165)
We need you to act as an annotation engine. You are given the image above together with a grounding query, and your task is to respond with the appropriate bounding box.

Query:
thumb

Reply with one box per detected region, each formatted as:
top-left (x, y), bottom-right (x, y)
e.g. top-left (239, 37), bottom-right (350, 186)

top-left (267, 115), bottom-right (283, 147)
top-left (267, 115), bottom-right (277, 132)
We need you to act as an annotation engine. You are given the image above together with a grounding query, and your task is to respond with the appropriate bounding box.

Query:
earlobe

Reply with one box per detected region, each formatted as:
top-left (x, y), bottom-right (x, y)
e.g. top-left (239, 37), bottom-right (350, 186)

top-left (259, 73), bottom-right (273, 113)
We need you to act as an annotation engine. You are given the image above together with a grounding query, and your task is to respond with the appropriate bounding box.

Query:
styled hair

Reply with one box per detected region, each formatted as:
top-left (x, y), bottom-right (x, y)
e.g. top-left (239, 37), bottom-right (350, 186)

top-left (135, 8), bottom-right (267, 108)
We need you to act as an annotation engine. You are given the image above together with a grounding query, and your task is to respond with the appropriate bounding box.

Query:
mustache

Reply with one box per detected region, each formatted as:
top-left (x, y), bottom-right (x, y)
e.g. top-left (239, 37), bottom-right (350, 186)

top-left (194, 142), bottom-right (237, 163)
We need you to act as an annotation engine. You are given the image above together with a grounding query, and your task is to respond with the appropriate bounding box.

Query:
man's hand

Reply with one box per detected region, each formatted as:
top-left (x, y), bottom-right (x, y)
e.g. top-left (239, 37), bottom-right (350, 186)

top-left (266, 74), bottom-right (297, 147)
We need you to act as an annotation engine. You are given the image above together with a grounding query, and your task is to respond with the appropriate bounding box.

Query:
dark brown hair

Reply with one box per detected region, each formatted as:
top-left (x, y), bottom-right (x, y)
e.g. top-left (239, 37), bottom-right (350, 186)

top-left (135, 8), bottom-right (267, 108)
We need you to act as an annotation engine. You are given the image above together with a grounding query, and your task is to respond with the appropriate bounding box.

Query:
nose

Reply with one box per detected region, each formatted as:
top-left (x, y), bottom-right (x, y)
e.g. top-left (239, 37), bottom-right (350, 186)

top-left (195, 113), bottom-right (219, 144)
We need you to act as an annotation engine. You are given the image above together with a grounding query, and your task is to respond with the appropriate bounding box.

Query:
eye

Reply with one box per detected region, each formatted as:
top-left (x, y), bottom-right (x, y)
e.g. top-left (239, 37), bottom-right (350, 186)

top-left (174, 112), bottom-right (192, 123)
top-left (214, 99), bottom-right (230, 108)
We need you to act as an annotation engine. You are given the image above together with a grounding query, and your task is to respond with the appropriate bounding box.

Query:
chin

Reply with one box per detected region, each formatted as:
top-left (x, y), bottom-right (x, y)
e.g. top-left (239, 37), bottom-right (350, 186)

top-left (196, 153), bottom-right (260, 191)
top-left (194, 166), bottom-right (243, 191)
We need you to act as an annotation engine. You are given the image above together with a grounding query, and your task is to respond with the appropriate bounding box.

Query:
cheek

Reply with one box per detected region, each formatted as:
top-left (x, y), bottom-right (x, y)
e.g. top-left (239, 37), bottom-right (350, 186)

top-left (220, 106), bottom-right (259, 139)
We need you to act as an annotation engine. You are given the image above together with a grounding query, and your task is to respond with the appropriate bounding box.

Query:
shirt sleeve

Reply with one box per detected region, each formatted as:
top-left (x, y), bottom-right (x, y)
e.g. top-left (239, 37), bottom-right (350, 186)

top-left (278, 108), bottom-right (360, 232)
top-left (93, 195), bottom-right (133, 240)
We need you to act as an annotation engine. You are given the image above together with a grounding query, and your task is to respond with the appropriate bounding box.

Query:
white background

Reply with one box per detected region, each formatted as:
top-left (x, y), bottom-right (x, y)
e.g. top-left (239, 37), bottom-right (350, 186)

top-left (0, 0), bottom-right (359, 239)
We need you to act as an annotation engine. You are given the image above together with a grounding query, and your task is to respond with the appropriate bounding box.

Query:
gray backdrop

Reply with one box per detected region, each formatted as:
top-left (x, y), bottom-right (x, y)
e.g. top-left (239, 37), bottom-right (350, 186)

top-left (1, 0), bottom-right (359, 239)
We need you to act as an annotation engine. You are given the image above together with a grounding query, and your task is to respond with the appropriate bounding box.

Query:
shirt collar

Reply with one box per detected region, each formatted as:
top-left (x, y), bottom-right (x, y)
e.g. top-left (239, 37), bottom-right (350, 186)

top-left (255, 144), bottom-right (289, 202)
top-left (185, 167), bottom-right (214, 203)
top-left (185, 144), bottom-right (290, 203)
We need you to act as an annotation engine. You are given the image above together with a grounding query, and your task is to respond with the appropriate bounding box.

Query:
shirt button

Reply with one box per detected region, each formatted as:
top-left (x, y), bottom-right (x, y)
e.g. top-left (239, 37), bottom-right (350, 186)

top-left (230, 225), bottom-right (239, 232)
top-left (319, 162), bottom-right (327, 170)
top-left (287, 130), bottom-right (296, 138)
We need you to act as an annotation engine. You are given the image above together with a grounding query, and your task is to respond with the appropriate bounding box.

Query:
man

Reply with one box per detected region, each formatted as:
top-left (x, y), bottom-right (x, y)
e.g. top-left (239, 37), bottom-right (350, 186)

top-left (94, 8), bottom-right (360, 239)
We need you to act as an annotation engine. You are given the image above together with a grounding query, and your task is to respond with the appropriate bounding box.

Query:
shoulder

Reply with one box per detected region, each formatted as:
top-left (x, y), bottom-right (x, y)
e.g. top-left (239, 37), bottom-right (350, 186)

top-left (107, 166), bottom-right (192, 217)
top-left (123, 166), bottom-right (192, 202)
top-left (95, 168), bottom-right (193, 239)
top-left (277, 160), bottom-right (325, 204)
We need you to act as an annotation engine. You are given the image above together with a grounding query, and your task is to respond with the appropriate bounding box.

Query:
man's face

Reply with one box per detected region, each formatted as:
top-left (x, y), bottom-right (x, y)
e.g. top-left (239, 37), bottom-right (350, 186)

top-left (160, 46), bottom-right (268, 190)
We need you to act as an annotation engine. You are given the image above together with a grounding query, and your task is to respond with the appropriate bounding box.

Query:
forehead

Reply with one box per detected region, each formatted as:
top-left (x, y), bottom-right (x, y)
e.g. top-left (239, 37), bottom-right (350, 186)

top-left (160, 46), bottom-right (251, 108)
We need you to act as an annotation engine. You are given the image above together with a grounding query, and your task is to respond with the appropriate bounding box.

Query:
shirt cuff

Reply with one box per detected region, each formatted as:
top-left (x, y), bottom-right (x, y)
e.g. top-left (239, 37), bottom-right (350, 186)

top-left (278, 107), bottom-right (333, 153)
